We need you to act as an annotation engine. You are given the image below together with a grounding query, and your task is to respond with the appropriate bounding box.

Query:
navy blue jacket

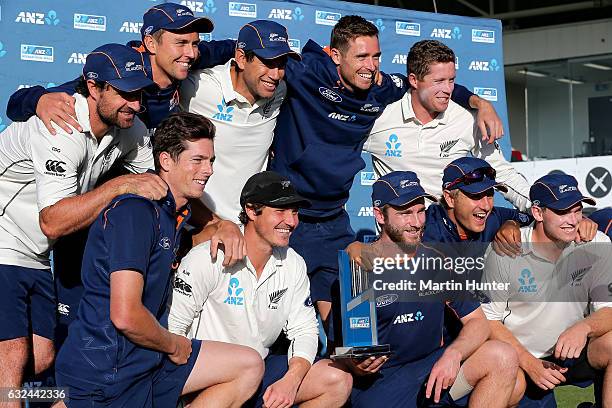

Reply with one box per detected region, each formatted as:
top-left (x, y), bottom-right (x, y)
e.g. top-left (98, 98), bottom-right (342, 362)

top-left (55, 191), bottom-right (190, 391)
top-left (7, 39), bottom-right (235, 129)
top-left (269, 40), bottom-right (475, 217)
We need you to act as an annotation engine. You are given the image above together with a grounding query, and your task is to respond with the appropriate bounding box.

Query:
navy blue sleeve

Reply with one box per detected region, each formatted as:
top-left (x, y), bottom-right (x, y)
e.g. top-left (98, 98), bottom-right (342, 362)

top-left (495, 207), bottom-right (533, 227)
top-left (450, 83), bottom-right (474, 110)
top-left (104, 198), bottom-right (157, 275)
top-left (7, 78), bottom-right (80, 121)
top-left (374, 72), bottom-right (409, 105)
top-left (191, 39), bottom-right (236, 70)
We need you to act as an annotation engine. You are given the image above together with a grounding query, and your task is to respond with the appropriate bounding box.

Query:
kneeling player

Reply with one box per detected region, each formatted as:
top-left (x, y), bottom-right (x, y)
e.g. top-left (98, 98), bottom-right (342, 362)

top-left (54, 113), bottom-right (263, 407)
top-left (168, 171), bottom-right (353, 407)
top-left (347, 171), bottom-right (523, 408)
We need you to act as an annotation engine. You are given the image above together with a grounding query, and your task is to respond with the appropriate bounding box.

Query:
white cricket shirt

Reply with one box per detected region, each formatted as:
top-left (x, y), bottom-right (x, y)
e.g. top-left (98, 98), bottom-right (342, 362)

top-left (481, 226), bottom-right (612, 357)
top-left (0, 93), bottom-right (153, 269)
top-left (180, 60), bottom-right (286, 222)
top-left (168, 240), bottom-right (319, 364)
top-left (365, 91), bottom-right (531, 211)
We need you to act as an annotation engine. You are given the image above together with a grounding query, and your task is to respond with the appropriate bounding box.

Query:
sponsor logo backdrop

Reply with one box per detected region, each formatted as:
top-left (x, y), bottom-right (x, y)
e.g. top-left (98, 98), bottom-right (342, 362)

top-left (0, 0), bottom-right (508, 237)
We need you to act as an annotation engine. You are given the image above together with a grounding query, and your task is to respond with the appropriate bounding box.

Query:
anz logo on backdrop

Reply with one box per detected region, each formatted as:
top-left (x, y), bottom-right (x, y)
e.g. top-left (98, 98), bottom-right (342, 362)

top-left (21, 44), bottom-right (54, 63)
top-left (228, 2), bottom-right (257, 18)
top-left (473, 87), bottom-right (498, 102)
top-left (472, 29), bottom-right (495, 44)
top-left (315, 10), bottom-right (341, 26)
top-left (395, 21), bottom-right (420, 36)
top-left (74, 14), bottom-right (106, 31)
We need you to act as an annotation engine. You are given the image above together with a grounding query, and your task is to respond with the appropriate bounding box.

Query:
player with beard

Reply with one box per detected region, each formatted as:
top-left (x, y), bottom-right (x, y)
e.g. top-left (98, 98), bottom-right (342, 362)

top-left (0, 44), bottom-right (162, 405)
top-left (168, 171), bottom-right (353, 408)
top-left (345, 171), bottom-right (523, 408)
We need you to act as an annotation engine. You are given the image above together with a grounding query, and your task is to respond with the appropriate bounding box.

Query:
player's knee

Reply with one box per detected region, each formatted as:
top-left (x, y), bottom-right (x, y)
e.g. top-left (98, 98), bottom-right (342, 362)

top-left (0, 338), bottom-right (29, 371)
top-left (240, 348), bottom-right (265, 389)
top-left (34, 347), bottom-right (55, 375)
top-left (324, 366), bottom-right (353, 397)
top-left (481, 340), bottom-right (519, 374)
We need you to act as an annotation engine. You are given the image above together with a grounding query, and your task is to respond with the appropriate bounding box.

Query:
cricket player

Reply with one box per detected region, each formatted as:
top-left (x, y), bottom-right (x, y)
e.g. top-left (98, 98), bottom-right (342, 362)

top-left (168, 171), bottom-right (353, 407)
top-left (0, 44), bottom-right (159, 404)
top-left (54, 112), bottom-right (264, 408)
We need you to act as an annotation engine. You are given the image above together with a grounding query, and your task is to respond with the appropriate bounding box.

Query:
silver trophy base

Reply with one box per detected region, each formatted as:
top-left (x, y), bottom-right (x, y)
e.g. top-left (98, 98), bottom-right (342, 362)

top-left (331, 344), bottom-right (392, 360)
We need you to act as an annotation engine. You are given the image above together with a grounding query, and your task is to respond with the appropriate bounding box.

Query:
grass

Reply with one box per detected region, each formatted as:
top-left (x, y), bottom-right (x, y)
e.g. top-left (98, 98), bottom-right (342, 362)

top-left (555, 385), bottom-right (595, 407)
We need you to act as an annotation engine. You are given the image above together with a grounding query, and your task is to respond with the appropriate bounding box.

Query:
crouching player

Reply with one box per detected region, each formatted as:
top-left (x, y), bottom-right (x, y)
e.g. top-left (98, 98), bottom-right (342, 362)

top-left (53, 113), bottom-right (263, 407)
top-left (347, 171), bottom-right (524, 408)
top-left (168, 171), bottom-right (353, 407)
top-left (482, 174), bottom-right (612, 407)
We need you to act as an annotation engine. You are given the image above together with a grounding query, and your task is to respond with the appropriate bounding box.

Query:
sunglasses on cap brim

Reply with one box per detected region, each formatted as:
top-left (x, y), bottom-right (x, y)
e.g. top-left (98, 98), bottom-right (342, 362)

top-left (446, 167), bottom-right (497, 190)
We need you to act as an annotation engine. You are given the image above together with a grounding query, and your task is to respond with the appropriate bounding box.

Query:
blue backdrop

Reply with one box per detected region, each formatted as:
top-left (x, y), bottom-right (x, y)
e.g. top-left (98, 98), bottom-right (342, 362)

top-left (0, 0), bottom-right (509, 237)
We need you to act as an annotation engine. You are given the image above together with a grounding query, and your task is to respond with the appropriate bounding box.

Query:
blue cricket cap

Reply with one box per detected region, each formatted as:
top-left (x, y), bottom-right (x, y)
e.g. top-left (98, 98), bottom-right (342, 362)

top-left (530, 174), bottom-right (595, 210)
top-left (237, 20), bottom-right (301, 61)
top-left (141, 3), bottom-right (214, 38)
top-left (442, 157), bottom-right (507, 194)
top-left (82, 44), bottom-right (154, 92)
top-left (372, 171), bottom-right (437, 208)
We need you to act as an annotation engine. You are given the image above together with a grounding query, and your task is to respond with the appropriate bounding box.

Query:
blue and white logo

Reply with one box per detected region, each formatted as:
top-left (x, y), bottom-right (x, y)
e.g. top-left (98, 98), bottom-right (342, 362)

top-left (361, 171), bottom-right (376, 186)
top-left (473, 87), bottom-right (498, 102)
top-left (73, 13), bottom-right (106, 31)
top-left (395, 21), bottom-right (420, 36)
top-left (392, 54), bottom-right (407, 65)
top-left (213, 98), bottom-right (234, 122)
top-left (268, 8), bottom-right (292, 20)
top-left (518, 269), bottom-right (537, 293)
top-left (159, 236), bottom-right (171, 250)
top-left (21, 44), bottom-right (54, 62)
top-left (67, 52), bottom-right (87, 64)
top-left (15, 10), bottom-right (59, 25)
top-left (385, 134), bottom-right (402, 157)
top-left (472, 29), bottom-right (495, 44)
top-left (431, 26), bottom-right (461, 39)
top-left (328, 112), bottom-right (356, 122)
top-left (200, 33), bottom-right (213, 41)
top-left (288, 39), bottom-right (301, 53)
top-left (319, 87), bottom-right (342, 103)
top-left (376, 294), bottom-right (398, 308)
top-left (224, 277), bottom-right (244, 305)
top-left (293, 7), bottom-right (304, 21)
top-left (0, 42), bottom-right (7, 58)
top-left (181, 1), bottom-right (217, 14)
top-left (45, 10), bottom-right (59, 25)
top-left (204, 0), bottom-right (218, 14)
top-left (358, 206), bottom-right (373, 217)
top-left (349, 317), bottom-right (370, 329)
top-left (315, 10), bottom-right (341, 26)
top-left (374, 18), bottom-right (385, 32)
top-left (393, 310), bottom-right (424, 324)
top-left (468, 58), bottom-right (500, 72)
top-left (119, 21), bottom-right (143, 33)
top-left (228, 2), bottom-right (256, 18)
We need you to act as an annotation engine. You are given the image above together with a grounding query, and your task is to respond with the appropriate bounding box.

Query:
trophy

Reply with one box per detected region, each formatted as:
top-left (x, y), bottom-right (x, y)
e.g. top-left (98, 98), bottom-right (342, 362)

top-left (331, 250), bottom-right (391, 359)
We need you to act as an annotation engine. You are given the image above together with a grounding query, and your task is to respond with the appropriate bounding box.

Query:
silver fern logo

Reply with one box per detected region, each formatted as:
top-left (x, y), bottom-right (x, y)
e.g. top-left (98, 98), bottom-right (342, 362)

top-left (439, 139), bottom-right (459, 157)
top-left (268, 288), bottom-right (288, 309)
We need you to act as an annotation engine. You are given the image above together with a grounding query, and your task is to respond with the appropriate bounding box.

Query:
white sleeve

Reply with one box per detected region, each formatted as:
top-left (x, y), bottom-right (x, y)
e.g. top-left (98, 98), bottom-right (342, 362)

top-left (120, 120), bottom-right (154, 174)
top-left (168, 245), bottom-right (218, 337)
top-left (473, 134), bottom-right (531, 211)
top-left (590, 233), bottom-right (612, 311)
top-left (284, 257), bottom-right (319, 364)
top-left (480, 247), bottom-right (512, 321)
top-left (31, 120), bottom-right (86, 211)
